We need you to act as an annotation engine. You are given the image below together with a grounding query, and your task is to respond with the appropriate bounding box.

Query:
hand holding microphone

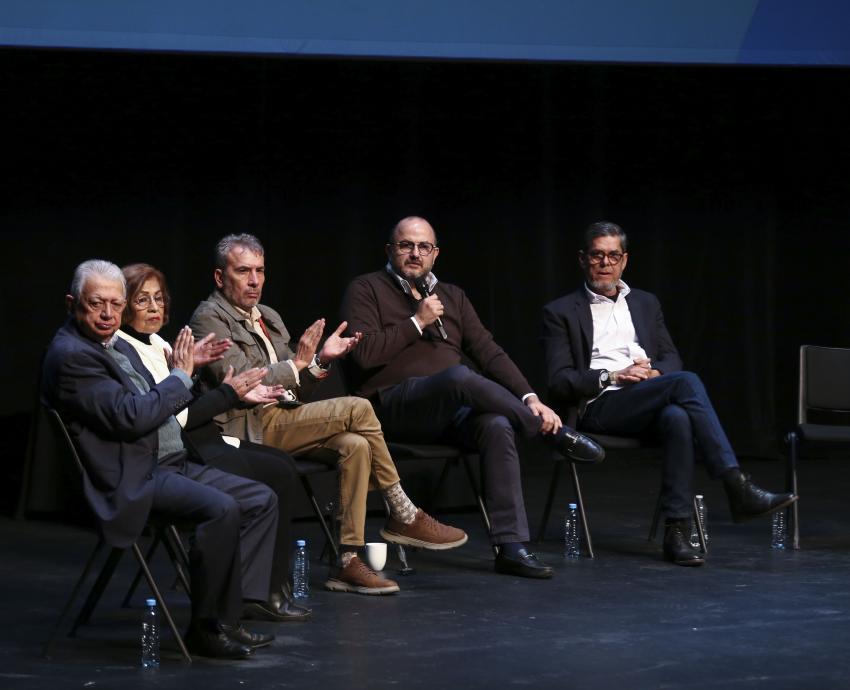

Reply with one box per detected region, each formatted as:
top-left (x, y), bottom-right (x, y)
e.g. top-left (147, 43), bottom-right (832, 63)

top-left (414, 278), bottom-right (448, 340)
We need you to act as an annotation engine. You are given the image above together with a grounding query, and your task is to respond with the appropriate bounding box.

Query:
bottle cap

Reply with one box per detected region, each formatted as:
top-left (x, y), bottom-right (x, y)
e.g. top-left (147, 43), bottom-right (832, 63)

top-left (296, 539), bottom-right (306, 546)
top-left (568, 503), bottom-right (577, 509)
top-left (145, 598), bottom-right (156, 607)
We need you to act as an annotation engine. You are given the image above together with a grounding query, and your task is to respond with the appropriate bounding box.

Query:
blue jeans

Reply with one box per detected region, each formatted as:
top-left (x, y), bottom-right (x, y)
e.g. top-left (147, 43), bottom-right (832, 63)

top-left (580, 371), bottom-right (738, 519)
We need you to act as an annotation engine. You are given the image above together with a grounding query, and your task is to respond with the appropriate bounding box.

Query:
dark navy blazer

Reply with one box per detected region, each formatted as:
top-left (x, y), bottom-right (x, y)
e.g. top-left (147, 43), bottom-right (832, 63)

top-left (41, 319), bottom-right (194, 547)
top-left (540, 287), bottom-right (683, 411)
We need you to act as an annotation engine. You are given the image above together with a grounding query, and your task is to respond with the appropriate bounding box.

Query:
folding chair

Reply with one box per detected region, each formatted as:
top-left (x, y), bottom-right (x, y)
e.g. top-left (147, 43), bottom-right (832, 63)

top-left (536, 424), bottom-right (706, 556)
top-left (42, 408), bottom-right (192, 663)
top-left (785, 344), bottom-right (850, 550)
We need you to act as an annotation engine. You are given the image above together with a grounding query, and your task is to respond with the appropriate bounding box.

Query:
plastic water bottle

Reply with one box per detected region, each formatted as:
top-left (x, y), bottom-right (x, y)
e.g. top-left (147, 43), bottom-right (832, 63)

top-left (689, 495), bottom-right (708, 549)
top-left (141, 598), bottom-right (159, 669)
top-left (564, 503), bottom-right (580, 559)
top-left (292, 539), bottom-right (309, 599)
top-left (771, 510), bottom-right (787, 550)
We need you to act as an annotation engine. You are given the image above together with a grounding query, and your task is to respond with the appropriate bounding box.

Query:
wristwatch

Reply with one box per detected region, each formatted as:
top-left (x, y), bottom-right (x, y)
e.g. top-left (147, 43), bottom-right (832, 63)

top-left (599, 370), bottom-right (612, 388)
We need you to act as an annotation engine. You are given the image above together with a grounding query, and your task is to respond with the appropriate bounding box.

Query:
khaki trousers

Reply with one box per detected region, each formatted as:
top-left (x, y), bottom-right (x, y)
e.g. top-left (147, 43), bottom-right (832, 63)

top-left (260, 396), bottom-right (400, 546)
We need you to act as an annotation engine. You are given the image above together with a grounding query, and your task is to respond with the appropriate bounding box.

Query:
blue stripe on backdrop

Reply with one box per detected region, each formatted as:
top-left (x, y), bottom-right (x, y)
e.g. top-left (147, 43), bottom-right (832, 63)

top-left (3, 1), bottom-right (847, 66)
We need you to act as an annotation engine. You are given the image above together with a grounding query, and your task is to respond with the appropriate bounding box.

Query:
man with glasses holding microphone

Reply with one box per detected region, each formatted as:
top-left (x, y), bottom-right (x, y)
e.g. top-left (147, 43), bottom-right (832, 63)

top-left (540, 221), bottom-right (796, 567)
top-left (341, 216), bottom-right (604, 579)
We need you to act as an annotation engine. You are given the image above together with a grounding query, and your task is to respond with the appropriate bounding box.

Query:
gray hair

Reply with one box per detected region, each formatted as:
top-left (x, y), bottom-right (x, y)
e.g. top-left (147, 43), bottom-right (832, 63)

top-left (582, 221), bottom-right (628, 253)
top-left (70, 259), bottom-right (126, 300)
top-left (214, 233), bottom-right (265, 269)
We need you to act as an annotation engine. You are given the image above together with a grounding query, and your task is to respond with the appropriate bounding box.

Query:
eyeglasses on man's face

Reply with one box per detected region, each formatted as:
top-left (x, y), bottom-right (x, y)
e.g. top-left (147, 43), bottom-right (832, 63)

top-left (133, 294), bottom-right (165, 309)
top-left (389, 241), bottom-right (437, 256)
top-left (584, 250), bottom-right (625, 266)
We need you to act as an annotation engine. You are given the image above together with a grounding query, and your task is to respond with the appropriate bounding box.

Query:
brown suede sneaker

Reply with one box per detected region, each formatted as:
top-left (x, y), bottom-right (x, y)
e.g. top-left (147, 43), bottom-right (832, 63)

top-left (324, 556), bottom-right (400, 595)
top-left (380, 509), bottom-right (468, 550)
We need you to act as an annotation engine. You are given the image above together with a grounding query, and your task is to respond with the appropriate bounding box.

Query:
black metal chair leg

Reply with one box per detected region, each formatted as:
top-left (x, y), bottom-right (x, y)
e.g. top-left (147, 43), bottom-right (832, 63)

top-left (122, 531), bottom-right (163, 607)
top-left (427, 459), bottom-right (454, 514)
top-left (648, 492), bottom-right (663, 542)
top-left (161, 528), bottom-right (192, 596)
top-left (787, 432), bottom-right (800, 550)
top-left (43, 538), bottom-right (106, 659)
top-left (536, 461), bottom-right (564, 543)
top-left (167, 525), bottom-right (191, 570)
top-left (460, 455), bottom-right (496, 556)
top-left (131, 543), bottom-right (191, 663)
top-left (692, 495), bottom-right (708, 554)
top-left (569, 461), bottom-right (594, 558)
top-left (300, 476), bottom-right (339, 563)
top-left (71, 547), bottom-right (124, 634)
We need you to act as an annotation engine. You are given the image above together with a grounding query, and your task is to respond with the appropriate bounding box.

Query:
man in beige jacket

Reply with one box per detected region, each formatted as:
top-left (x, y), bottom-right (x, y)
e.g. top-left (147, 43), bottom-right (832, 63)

top-left (190, 233), bottom-right (466, 597)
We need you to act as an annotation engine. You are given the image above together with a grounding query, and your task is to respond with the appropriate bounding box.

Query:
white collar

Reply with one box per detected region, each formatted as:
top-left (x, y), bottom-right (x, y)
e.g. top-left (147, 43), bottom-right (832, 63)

top-left (584, 280), bottom-right (631, 304)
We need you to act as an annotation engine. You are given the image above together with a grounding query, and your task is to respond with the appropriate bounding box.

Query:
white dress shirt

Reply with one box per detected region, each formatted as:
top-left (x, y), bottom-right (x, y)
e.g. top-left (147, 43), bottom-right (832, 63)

top-left (585, 280), bottom-right (649, 399)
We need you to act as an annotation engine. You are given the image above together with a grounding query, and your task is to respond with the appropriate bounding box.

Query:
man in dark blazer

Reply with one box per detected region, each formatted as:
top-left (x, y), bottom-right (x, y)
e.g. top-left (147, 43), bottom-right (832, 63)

top-left (541, 221), bottom-right (796, 566)
top-left (341, 216), bottom-right (604, 580)
top-left (41, 259), bottom-right (279, 659)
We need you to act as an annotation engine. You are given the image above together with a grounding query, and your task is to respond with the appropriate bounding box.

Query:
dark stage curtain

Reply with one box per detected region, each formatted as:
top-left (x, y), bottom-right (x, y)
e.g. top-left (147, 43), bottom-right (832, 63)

top-left (4, 49), bottom-right (850, 513)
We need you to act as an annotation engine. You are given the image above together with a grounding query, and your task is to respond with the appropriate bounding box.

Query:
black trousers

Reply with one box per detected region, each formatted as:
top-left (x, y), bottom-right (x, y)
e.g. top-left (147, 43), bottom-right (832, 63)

top-left (203, 441), bottom-right (298, 596)
top-left (151, 455), bottom-right (278, 625)
top-left (375, 365), bottom-right (541, 545)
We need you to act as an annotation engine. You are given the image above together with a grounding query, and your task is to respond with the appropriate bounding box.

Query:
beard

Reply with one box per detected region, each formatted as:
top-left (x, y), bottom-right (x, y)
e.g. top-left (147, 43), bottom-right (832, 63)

top-left (588, 278), bottom-right (619, 296)
top-left (398, 260), bottom-right (426, 281)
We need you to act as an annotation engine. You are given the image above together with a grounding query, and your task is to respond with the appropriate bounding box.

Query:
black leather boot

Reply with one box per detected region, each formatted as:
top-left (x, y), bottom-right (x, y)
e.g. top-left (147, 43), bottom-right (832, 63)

top-left (722, 468), bottom-right (797, 523)
top-left (663, 520), bottom-right (705, 566)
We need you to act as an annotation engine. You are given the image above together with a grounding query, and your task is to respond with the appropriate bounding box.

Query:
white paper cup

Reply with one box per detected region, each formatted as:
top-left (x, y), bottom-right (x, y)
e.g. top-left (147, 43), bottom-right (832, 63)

top-left (365, 542), bottom-right (388, 571)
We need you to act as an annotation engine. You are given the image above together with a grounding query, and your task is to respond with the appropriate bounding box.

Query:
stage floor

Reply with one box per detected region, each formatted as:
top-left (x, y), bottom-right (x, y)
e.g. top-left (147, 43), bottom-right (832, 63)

top-left (4, 452), bottom-right (850, 690)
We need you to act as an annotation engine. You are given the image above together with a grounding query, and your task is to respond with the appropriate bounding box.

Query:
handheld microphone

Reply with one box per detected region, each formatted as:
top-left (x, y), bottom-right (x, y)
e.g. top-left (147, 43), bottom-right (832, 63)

top-left (414, 278), bottom-right (448, 340)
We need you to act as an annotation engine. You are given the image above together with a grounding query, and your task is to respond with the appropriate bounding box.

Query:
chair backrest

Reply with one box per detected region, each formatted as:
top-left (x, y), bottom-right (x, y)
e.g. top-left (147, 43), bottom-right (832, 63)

top-left (45, 407), bottom-right (86, 478)
top-left (799, 345), bottom-right (850, 424)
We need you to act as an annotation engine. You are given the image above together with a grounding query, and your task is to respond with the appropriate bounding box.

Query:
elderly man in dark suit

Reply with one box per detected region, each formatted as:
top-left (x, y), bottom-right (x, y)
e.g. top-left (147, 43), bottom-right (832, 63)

top-left (340, 216), bottom-right (604, 580)
top-left (42, 259), bottom-right (279, 659)
top-left (540, 221), bottom-right (796, 566)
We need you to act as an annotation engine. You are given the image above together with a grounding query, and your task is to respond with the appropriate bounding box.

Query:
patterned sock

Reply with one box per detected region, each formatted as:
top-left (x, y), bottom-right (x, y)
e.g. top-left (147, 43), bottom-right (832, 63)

top-left (383, 482), bottom-right (418, 525)
top-left (340, 550), bottom-right (357, 567)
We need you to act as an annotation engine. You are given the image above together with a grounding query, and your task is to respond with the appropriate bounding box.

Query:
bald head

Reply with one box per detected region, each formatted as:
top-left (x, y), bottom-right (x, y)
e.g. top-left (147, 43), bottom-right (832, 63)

top-left (386, 216), bottom-right (440, 282)
top-left (390, 216), bottom-right (438, 246)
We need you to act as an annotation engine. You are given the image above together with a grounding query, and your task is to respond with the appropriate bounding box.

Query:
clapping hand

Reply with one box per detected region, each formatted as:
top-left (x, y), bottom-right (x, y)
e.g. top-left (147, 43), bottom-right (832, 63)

top-left (319, 321), bottom-right (362, 362)
top-left (170, 326), bottom-right (195, 378)
top-left (293, 318), bottom-right (326, 369)
top-left (193, 333), bottom-right (232, 367)
top-left (222, 366), bottom-right (272, 401)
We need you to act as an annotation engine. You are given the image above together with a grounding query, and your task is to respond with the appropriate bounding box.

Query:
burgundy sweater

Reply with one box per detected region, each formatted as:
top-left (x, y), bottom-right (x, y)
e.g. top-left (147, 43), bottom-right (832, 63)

top-left (341, 269), bottom-right (533, 400)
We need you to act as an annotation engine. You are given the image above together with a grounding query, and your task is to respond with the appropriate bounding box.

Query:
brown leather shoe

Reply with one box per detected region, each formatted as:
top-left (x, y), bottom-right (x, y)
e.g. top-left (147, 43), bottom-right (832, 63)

top-left (325, 556), bottom-right (400, 595)
top-left (380, 509), bottom-right (468, 550)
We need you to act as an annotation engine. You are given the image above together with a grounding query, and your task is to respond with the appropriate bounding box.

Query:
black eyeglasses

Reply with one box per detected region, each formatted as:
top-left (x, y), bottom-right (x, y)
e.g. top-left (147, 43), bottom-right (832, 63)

top-left (389, 241), bottom-right (437, 256)
top-left (585, 250), bottom-right (625, 265)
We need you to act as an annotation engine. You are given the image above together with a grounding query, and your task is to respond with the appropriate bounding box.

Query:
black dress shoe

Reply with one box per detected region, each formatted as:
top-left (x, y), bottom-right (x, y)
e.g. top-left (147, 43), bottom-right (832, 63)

top-left (185, 622), bottom-right (254, 660)
top-left (242, 591), bottom-right (312, 623)
top-left (723, 470), bottom-right (798, 523)
top-left (663, 521), bottom-right (705, 567)
top-left (494, 548), bottom-right (554, 579)
top-left (552, 427), bottom-right (605, 463)
top-left (220, 623), bottom-right (274, 649)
